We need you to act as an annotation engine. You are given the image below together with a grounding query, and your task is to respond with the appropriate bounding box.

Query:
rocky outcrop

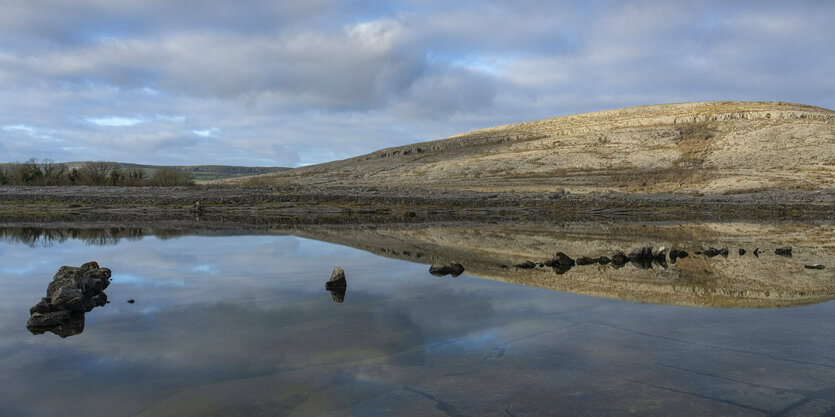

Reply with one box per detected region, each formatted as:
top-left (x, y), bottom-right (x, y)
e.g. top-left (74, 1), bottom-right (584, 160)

top-left (27, 262), bottom-right (111, 337)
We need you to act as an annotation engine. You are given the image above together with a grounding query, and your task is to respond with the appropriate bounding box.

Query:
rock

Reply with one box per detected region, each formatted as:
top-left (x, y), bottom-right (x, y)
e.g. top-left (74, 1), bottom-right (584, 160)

top-left (127, 299), bottom-right (135, 304)
top-left (429, 262), bottom-right (465, 277)
top-left (576, 257), bottom-right (598, 266)
top-left (628, 246), bottom-right (653, 262)
top-left (551, 252), bottom-right (575, 274)
top-left (611, 250), bottom-right (628, 266)
top-left (775, 246), bottom-right (793, 257)
top-left (513, 261), bottom-right (537, 269)
top-left (703, 247), bottom-right (728, 258)
top-left (804, 264), bottom-right (825, 270)
top-left (653, 246), bottom-right (668, 260)
top-left (739, 248), bottom-right (746, 256)
top-left (598, 256), bottom-right (611, 265)
top-left (553, 252), bottom-right (575, 267)
top-left (753, 248), bottom-right (760, 257)
top-left (26, 262), bottom-right (111, 337)
top-left (677, 250), bottom-right (689, 259)
top-left (326, 267), bottom-right (348, 288)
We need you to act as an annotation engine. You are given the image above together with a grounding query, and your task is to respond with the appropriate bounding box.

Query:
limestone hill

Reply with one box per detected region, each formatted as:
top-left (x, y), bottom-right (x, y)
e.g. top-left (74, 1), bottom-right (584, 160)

top-left (224, 102), bottom-right (835, 194)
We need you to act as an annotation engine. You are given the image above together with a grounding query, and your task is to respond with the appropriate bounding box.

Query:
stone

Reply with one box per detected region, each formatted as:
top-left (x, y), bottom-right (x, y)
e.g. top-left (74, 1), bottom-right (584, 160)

top-left (703, 247), bottom-right (728, 258)
top-left (739, 248), bottom-right (746, 256)
top-left (513, 261), bottom-right (537, 269)
top-left (553, 252), bottom-right (575, 267)
top-left (597, 256), bottom-right (611, 265)
top-left (429, 262), bottom-right (465, 277)
top-left (804, 264), bottom-right (825, 270)
top-left (775, 246), bottom-right (793, 257)
top-left (26, 262), bottom-right (111, 337)
top-left (576, 257), bottom-right (598, 266)
top-left (611, 250), bottom-right (628, 266)
top-left (326, 267), bottom-right (348, 288)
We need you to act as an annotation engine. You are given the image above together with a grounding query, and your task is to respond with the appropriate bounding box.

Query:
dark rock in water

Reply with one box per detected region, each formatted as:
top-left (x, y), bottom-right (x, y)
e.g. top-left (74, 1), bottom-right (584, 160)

top-left (26, 262), bottom-right (111, 338)
top-left (499, 264), bottom-right (509, 269)
top-left (429, 262), bottom-right (465, 277)
top-left (739, 248), bottom-right (746, 256)
top-left (611, 251), bottom-right (628, 267)
top-left (677, 250), bottom-right (689, 259)
top-left (703, 247), bottom-right (728, 258)
top-left (542, 260), bottom-right (556, 267)
top-left (325, 267), bottom-right (348, 302)
top-left (326, 267), bottom-right (348, 288)
top-left (576, 257), bottom-right (598, 266)
top-left (553, 252), bottom-right (575, 267)
top-left (537, 262), bottom-right (545, 268)
top-left (127, 299), bottom-right (135, 304)
top-left (669, 249), bottom-right (680, 263)
top-left (598, 256), bottom-right (611, 265)
top-left (513, 261), bottom-right (537, 269)
top-left (628, 246), bottom-right (653, 262)
top-left (753, 248), bottom-right (760, 257)
top-left (775, 246), bottom-right (793, 257)
top-left (551, 252), bottom-right (575, 274)
top-left (653, 246), bottom-right (668, 261)
top-left (804, 264), bottom-right (825, 270)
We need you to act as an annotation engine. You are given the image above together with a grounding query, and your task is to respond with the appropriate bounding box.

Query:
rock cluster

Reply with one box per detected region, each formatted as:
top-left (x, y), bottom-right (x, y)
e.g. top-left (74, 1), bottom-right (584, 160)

top-left (27, 262), bottom-right (111, 338)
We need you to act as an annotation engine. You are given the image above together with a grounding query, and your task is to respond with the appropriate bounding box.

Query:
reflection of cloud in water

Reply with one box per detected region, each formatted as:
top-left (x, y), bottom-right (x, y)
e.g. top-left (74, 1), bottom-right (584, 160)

top-left (111, 274), bottom-right (185, 287)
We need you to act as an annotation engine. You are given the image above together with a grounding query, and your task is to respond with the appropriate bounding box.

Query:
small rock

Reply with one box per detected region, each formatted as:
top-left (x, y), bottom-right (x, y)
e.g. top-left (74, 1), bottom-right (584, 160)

top-left (576, 257), bottom-right (598, 266)
top-left (326, 267), bottom-right (349, 288)
top-left (804, 264), bottom-right (825, 270)
top-left (429, 262), bottom-right (465, 277)
top-left (739, 248), bottom-right (746, 256)
top-left (753, 248), bottom-right (760, 257)
top-left (775, 246), bottom-right (793, 257)
top-left (127, 299), bottom-right (135, 304)
top-left (611, 250), bottom-right (628, 266)
top-left (597, 256), bottom-right (611, 265)
top-left (513, 261), bottom-right (537, 269)
top-left (553, 252), bottom-right (575, 267)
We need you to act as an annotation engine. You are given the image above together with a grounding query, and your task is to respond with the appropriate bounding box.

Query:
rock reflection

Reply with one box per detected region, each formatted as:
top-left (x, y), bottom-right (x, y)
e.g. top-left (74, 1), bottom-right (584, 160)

top-left (292, 222), bottom-right (835, 308)
top-left (27, 262), bottom-right (111, 337)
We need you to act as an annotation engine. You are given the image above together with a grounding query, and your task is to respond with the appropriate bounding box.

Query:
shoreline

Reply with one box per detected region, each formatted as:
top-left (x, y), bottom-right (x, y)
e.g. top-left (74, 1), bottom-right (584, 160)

top-left (1, 185), bottom-right (833, 227)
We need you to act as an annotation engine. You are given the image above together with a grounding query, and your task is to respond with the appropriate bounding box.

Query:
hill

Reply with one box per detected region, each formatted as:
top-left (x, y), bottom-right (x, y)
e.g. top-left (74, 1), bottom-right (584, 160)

top-left (221, 101), bottom-right (835, 194)
top-left (68, 163), bottom-right (290, 182)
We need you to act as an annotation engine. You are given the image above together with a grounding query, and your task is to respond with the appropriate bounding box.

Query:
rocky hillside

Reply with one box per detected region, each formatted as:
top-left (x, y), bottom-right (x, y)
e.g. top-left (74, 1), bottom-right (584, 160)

top-left (225, 101), bottom-right (835, 194)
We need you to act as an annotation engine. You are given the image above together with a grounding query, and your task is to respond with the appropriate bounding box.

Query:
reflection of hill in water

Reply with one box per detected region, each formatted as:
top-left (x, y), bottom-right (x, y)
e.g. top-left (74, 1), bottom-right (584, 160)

top-left (292, 222), bottom-right (835, 308)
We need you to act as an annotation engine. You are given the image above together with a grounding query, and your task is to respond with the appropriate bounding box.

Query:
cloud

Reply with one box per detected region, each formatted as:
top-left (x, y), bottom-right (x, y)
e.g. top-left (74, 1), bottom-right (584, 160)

top-left (85, 116), bottom-right (144, 127)
top-left (0, 0), bottom-right (832, 166)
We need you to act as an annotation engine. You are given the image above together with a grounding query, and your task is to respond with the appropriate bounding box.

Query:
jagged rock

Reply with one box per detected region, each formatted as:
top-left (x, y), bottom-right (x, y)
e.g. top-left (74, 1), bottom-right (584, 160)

top-left (26, 262), bottom-right (111, 338)
top-left (804, 264), bottom-right (825, 270)
top-left (754, 248), bottom-right (760, 257)
top-left (775, 246), bottom-right (793, 257)
top-left (653, 246), bottom-right (668, 260)
top-left (576, 257), bottom-right (598, 266)
top-left (429, 262), bottom-right (465, 277)
top-left (326, 267), bottom-right (348, 288)
top-left (739, 248), bottom-right (746, 256)
top-left (513, 261), bottom-right (536, 269)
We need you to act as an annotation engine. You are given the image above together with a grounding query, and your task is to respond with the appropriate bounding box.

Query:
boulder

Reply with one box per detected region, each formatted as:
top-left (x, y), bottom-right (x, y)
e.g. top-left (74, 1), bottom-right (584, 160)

top-left (611, 250), bottom-right (629, 266)
top-left (26, 262), bottom-right (111, 338)
top-left (553, 252), bottom-right (575, 268)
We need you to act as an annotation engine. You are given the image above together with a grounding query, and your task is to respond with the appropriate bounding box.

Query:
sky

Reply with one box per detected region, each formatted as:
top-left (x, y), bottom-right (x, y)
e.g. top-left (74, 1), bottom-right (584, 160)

top-left (0, 0), bottom-right (833, 167)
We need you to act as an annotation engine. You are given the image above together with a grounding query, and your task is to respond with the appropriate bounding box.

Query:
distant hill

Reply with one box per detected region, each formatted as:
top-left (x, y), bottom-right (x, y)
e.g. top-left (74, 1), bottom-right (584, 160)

top-left (218, 101), bottom-right (835, 194)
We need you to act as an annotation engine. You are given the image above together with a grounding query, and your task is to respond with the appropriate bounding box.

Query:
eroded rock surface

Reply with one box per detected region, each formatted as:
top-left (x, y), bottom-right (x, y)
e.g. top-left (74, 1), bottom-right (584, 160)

top-left (27, 262), bottom-right (111, 337)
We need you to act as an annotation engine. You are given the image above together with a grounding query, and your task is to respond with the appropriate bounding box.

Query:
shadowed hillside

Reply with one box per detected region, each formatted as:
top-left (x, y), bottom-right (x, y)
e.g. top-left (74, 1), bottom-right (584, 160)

top-left (222, 101), bottom-right (835, 194)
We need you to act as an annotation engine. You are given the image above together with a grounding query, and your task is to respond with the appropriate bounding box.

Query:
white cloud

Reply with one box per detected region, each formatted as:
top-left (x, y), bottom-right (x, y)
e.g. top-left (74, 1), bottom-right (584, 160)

top-left (85, 116), bottom-right (144, 127)
top-left (192, 128), bottom-right (219, 137)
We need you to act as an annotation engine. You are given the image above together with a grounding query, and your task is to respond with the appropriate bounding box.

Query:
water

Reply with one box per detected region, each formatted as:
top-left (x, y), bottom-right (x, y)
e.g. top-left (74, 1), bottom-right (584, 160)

top-left (1, 227), bottom-right (834, 416)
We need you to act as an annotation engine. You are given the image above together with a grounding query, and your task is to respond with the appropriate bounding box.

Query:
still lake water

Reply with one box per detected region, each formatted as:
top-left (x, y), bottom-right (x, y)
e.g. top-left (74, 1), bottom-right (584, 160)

top-left (1, 230), bottom-right (834, 416)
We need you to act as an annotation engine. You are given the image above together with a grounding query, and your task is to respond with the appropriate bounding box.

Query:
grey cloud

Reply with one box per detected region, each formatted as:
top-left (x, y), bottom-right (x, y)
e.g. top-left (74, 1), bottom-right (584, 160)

top-left (0, 0), bottom-right (832, 166)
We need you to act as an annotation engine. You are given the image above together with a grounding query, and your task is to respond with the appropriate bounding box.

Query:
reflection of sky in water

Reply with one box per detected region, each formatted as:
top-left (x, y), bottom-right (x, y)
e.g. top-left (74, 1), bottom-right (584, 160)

top-left (0, 235), bottom-right (834, 416)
